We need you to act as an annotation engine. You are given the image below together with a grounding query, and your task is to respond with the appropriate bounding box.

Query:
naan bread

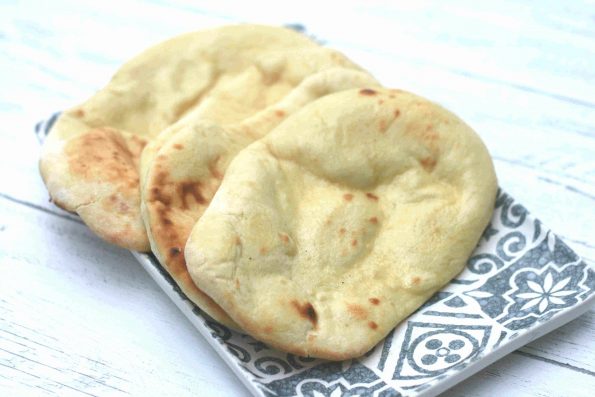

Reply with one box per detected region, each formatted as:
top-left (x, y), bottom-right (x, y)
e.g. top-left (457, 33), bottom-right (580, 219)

top-left (141, 69), bottom-right (379, 327)
top-left (40, 24), bottom-right (356, 251)
top-left (185, 88), bottom-right (497, 359)
top-left (41, 127), bottom-right (149, 250)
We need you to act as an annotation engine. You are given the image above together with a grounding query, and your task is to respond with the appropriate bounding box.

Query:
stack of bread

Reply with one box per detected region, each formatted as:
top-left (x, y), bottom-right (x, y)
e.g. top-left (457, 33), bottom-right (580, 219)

top-left (39, 25), bottom-right (497, 360)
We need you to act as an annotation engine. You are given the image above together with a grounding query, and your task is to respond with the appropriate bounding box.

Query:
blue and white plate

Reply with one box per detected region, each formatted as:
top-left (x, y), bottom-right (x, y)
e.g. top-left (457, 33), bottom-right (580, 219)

top-left (37, 106), bottom-right (594, 397)
top-left (132, 190), bottom-right (595, 397)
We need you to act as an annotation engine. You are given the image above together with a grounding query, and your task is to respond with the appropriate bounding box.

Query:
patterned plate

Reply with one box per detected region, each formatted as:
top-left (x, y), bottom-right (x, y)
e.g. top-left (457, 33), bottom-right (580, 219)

top-left (132, 191), bottom-right (595, 397)
top-left (37, 106), bottom-right (594, 397)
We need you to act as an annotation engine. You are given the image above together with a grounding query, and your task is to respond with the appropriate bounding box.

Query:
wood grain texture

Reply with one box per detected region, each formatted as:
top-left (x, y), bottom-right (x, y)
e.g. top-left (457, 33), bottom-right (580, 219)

top-left (443, 352), bottom-right (595, 397)
top-left (0, 198), bottom-right (249, 397)
top-left (0, 0), bottom-right (593, 396)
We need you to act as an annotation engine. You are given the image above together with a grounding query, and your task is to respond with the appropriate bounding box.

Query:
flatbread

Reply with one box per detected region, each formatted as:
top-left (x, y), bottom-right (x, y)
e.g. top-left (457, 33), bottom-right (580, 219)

top-left (41, 127), bottom-right (149, 250)
top-left (40, 24), bottom-right (356, 251)
top-left (185, 87), bottom-right (498, 359)
top-left (141, 69), bottom-right (379, 327)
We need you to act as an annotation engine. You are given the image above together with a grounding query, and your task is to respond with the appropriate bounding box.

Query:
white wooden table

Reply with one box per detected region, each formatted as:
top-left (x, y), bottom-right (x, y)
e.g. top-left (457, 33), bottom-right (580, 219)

top-left (1, 1), bottom-right (594, 396)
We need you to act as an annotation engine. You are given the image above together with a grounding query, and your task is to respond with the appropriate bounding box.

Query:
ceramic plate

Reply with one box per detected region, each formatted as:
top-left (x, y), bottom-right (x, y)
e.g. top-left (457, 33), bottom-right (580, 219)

top-left (129, 193), bottom-right (594, 397)
top-left (36, 103), bottom-right (595, 397)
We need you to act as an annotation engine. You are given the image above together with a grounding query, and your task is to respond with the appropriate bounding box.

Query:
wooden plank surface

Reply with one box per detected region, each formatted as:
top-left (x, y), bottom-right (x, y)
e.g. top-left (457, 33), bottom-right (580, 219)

top-left (0, 199), bottom-right (249, 397)
top-left (0, 0), bottom-right (593, 396)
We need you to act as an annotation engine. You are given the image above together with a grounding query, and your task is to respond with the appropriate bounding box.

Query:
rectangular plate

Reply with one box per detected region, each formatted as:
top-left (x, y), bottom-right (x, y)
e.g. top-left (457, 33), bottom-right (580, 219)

top-left (36, 107), bottom-right (594, 396)
top-left (132, 194), bottom-right (595, 397)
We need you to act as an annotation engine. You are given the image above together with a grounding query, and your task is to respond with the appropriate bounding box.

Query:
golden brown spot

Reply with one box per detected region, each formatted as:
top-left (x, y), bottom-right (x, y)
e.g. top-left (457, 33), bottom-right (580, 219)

top-left (347, 304), bottom-right (368, 320)
top-left (339, 227), bottom-right (346, 235)
top-left (279, 233), bottom-right (289, 243)
top-left (169, 247), bottom-right (181, 257)
top-left (173, 143), bottom-right (184, 150)
top-left (109, 194), bottom-right (118, 202)
top-left (412, 276), bottom-right (421, 285)
top-left (394, 109), bottom-right (400, 117)
top-left (156, 204), bottom-right (178, 237)
top-left (368, 321), bottom-right (378, 330)
top-left (275, 109), bottom-right (285, 117)
top-left (150, 186), bottom-right (171, 206)
top-left (263, 325), bottom-right (273, 333)
top-left (66, 128), bottom-right (138, 185)
top-left (154, 184), bottom-right (171, 205)
top-left (378, 99), bottom-right (384, 105)
top-left (155, 171), bottom-right (168, 184)
top-left (118, 201), bottom-right (129, 213)
top-left (420, 157), bottom-right (437, 171)
top-left (366, 192), bottom-right (379, 201)
top-left (369, 217), bottom-right (378, 224)
top-left (351, 239), bottom-right (358, 247)
top-left (235, 279), bottom-right (240, 289)
top-left (379, 119), bottom-right (387, 132)
top-left (235, 236), bottom-right (242, 245)
top-left (369, 298), bottom-right (380, 305)
top-left (343, 193), bottom-right (353, 201)
top-left (423, 129), bottom-right (439, 142)
top-left (359, 88), bottom-right (377, 96)
top-left (74, 108), bottom-right (85, 117)
top-left (291, 301), bottom-right (318, 326)
top-left (179, 181), bottom-right (206, 209)
top-left (260, 246), bottom-right (268, 255)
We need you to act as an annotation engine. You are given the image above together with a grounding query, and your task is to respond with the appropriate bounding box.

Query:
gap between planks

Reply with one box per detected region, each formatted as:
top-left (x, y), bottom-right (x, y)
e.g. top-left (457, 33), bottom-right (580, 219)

top-left (513, 350), bottom-right (595, 377)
